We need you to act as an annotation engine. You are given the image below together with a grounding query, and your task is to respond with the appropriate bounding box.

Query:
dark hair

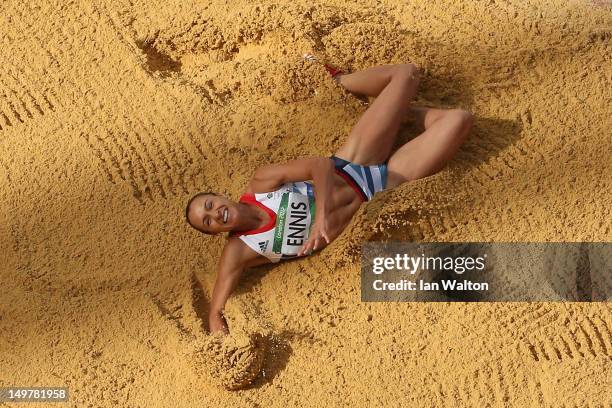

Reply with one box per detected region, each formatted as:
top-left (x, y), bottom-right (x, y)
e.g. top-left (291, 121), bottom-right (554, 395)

top-left (185, 192), bottom-right (217, 235)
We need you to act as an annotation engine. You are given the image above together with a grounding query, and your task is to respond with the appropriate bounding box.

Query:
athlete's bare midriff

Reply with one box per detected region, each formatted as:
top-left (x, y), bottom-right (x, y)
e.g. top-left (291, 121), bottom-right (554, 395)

top-left (323, 172), bottom-right (364, 242)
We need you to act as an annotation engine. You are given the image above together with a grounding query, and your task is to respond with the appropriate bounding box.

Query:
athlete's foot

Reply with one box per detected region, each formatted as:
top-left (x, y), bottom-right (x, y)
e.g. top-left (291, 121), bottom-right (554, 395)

top-left (303, 53), bottom-right (369, 105)
top-left (303, 53), bottom-right (344, 82)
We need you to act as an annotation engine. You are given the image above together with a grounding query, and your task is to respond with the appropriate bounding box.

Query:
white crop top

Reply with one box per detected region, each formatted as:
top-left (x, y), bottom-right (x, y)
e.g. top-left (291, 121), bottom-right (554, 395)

top-left (232, 182), bottom-right (315, 263)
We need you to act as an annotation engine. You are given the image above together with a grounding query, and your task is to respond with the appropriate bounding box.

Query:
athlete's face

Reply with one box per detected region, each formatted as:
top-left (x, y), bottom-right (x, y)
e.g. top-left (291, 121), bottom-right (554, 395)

top-left (187, 194), bottom-right (240, 235)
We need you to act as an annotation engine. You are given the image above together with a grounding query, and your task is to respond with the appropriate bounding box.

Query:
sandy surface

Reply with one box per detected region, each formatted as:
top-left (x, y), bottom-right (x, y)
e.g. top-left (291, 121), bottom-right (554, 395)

top-left (1, 0), bottom-right (611, 406)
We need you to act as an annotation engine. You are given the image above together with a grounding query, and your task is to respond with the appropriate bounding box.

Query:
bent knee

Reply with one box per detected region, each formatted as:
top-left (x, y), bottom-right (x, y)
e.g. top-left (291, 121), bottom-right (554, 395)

top-left (450, 109), bottom-right (473, 125)
top-left (393, 63), bottom-right (421, 86)
top-left (448, 109), bottom-right (474, 132)
top-left (395, 63), bottom-right (420, 78)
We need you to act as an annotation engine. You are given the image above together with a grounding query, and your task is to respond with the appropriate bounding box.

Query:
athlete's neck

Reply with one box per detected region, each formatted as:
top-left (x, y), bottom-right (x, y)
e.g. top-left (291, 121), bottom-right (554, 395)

top-left (235, 202), bottom-right (269, 232)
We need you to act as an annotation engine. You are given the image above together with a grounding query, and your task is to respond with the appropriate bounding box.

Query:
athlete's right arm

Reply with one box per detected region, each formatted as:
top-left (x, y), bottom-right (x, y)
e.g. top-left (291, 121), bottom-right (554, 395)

top-left (209, 237), bottom-right (269, 334)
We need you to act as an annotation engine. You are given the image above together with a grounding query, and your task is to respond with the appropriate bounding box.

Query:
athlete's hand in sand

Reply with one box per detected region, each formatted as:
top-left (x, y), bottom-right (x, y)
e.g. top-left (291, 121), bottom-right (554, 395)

top-left (209, 311), bottom-right (229, 335)
top-left (298, 216), bottom-right (331, 256)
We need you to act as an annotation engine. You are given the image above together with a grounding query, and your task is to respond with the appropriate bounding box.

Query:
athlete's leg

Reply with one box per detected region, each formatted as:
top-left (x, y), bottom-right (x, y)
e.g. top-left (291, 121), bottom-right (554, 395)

top-left (405, 106), bottom-right (453, 129)
top-left (335, 65), bottom-right (407, 97)
top-left (386, 107), bottom-right (473, 188)
top-left (337, 67), bottom-right (450, 129)
top-left (305, 54), bottom-right (400, 97)
top-left (334, 64), bottom-right (420, 165)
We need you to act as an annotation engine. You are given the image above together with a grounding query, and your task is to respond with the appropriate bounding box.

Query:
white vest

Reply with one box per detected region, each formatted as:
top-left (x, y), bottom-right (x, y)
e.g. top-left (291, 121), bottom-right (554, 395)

top-left (234, 182), bottom-right (315, 263)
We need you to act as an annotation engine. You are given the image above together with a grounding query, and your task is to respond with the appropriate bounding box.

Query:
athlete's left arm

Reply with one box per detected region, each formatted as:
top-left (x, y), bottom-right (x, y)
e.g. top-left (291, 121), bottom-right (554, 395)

top-left (248, 156), bottom-right (332, 192)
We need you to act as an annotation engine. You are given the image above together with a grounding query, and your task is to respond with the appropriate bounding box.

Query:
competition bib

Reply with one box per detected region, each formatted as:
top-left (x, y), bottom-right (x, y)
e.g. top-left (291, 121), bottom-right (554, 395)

top-left (272, 192), bottom-right (315, 255)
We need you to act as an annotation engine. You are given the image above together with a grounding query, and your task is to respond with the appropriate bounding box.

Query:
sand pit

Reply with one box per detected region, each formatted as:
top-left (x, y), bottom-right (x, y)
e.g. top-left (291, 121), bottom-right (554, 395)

top-left (1, 0), bottom-right (611, 406)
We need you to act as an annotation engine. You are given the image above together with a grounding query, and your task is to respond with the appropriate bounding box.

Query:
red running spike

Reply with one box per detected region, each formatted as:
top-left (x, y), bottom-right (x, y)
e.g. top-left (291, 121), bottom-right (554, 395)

top-left (323, 63), bottom-right (343, 78)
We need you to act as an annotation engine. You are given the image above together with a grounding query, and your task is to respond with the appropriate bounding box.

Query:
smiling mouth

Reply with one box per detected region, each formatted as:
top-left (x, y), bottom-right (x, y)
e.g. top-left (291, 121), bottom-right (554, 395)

top-left (223, 208), bottom-right (229, 224)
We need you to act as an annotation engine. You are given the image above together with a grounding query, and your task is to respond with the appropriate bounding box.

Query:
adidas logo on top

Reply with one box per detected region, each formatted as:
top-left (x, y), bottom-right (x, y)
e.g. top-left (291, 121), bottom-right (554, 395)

top-left (258, 241), bottom-right (269, 252)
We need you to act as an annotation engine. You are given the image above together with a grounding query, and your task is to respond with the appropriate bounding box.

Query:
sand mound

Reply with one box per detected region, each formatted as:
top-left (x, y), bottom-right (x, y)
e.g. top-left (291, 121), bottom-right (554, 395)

top-left (189, 332), bottom-right (267, 391)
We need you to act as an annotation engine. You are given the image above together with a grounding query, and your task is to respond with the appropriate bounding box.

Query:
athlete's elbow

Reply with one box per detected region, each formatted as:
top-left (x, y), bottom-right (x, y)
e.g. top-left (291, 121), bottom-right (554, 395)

top-left (312, 157), bottom-right (334, 176)
top-left (318, 156), bottom-right (334, 170)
